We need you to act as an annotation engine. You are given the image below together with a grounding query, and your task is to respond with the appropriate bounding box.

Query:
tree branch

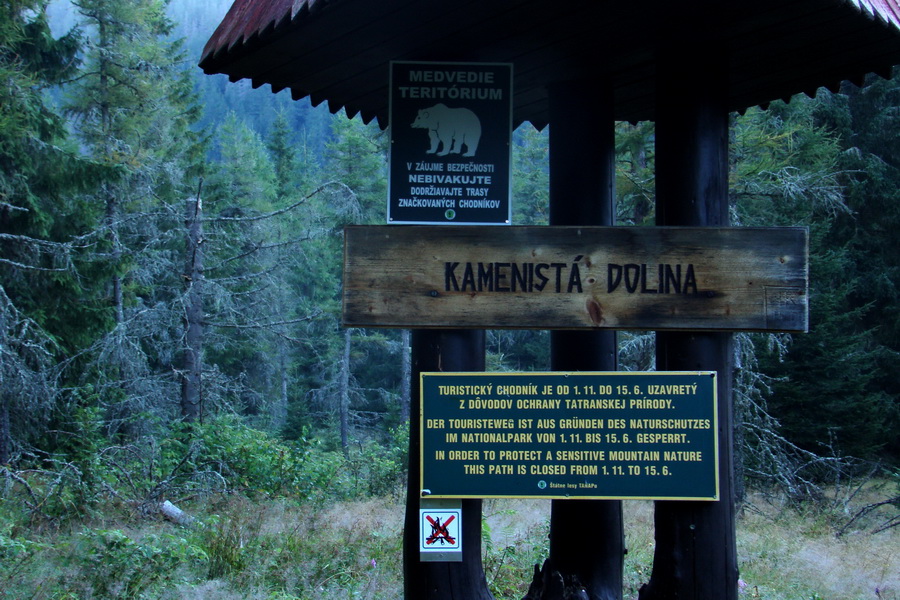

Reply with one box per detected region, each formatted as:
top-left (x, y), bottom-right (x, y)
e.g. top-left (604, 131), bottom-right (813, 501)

top-left (206, 181), bottom-right (355, 223)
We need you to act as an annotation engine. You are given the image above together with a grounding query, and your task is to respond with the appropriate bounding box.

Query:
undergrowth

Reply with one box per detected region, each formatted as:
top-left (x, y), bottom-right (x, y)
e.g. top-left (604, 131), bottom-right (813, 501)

top-left (3, 490), bottom-right (895, 599)
top-left (0, 419), bottom-right (897, 599)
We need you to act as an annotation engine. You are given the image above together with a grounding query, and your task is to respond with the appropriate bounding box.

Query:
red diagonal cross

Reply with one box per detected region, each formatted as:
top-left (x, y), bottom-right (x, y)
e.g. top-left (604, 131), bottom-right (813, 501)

top-left (425, 514), bottom-right (456, 545)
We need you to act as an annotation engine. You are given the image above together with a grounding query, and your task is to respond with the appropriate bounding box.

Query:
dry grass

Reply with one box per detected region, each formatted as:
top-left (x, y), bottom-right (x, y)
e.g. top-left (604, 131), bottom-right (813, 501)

top-left (183, 495), bottom-right (405, 599)
top-left (736, 496), bottom-right (899, 600)
top-left (480, 494), bottom-right (898, 600)
top-left (2, 489), bottom-right (897, 599)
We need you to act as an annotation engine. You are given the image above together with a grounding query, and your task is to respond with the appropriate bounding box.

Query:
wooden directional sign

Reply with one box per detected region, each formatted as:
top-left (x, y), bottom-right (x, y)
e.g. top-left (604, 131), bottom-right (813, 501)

top-left (342, 225), bottom-right (808, 332)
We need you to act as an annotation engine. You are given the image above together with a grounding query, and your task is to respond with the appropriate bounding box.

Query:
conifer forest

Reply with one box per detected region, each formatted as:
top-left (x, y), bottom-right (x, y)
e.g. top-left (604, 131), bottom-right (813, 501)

top-left (1, 1), bottom-right (899, 598)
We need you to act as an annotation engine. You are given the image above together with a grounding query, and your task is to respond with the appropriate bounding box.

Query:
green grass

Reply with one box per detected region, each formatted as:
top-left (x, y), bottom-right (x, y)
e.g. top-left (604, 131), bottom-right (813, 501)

top-left (0, 490), bottom-right (897, 599)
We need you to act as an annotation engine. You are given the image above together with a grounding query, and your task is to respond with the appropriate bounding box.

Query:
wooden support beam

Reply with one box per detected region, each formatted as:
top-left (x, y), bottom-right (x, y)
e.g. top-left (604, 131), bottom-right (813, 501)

top-left (546, 79), bottom-right (623, 600)
top-left (403, 330), bottom-right (492, 600)
top-left (639, 28), bottom-right (739, 600)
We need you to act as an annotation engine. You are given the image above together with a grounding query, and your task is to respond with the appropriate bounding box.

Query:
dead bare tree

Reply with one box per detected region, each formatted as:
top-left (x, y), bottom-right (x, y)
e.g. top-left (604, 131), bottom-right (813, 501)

top-left (181, 184), bottom-right (204, 422)
top-left (0, 285), bottom-right (58, 465)
top-left (181, 181), bottom-right (357, 424)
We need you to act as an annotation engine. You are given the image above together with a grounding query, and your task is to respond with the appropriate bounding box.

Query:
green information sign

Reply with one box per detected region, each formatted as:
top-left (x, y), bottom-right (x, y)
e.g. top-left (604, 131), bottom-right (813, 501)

top-left (420, 372), bottom-right (719, 500)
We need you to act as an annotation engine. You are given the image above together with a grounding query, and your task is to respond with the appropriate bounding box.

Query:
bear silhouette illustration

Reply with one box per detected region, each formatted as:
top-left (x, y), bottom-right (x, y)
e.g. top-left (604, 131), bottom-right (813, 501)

top-left (410, 103), bottom-right (482, 157)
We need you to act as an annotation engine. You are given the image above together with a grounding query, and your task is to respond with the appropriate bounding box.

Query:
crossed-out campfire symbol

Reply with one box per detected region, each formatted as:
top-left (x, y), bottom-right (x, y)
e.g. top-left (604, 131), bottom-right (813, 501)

top-left (425, 514), bottom-right (457, 546)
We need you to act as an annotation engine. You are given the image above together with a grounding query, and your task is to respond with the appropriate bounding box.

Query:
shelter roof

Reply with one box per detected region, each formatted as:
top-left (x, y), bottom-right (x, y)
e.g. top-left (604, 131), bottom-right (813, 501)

top-left (199, 0), bottom-right (900, 128)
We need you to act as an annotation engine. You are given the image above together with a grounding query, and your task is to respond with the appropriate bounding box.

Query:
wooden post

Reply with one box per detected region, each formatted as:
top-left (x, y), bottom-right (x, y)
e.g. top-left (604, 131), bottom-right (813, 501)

top-left (538, 79), bottom-right (624, 600)
top-left (639, 33), bottom-right (739, 600)
top-left (404, 329), bottom-right (492, 600)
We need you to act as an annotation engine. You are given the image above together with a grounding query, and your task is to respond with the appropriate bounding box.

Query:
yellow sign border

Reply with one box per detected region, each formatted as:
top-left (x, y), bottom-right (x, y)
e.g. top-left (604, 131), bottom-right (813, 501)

top-left (419, 371), bottom-right (720, 501)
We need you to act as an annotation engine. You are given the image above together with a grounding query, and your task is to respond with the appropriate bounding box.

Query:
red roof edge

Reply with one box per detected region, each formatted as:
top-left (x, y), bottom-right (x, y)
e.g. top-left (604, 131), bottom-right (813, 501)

top-left (853, 0), bottom-right (900, 28)
top-left (201, 0), bottom-right (299, 67)
top-left (202, 0), bottom-right (900, 73)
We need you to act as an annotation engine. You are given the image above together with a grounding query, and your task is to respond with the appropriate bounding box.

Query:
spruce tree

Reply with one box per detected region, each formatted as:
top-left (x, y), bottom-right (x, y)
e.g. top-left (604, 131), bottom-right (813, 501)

top-left (816, 79), bottom-right (900, 462)
top-left (65, 0), bottom-right (204, 435)
top-left (0, 1), bottom-right (98, 462)
top-left (732, 98), bottom-right (896, 463)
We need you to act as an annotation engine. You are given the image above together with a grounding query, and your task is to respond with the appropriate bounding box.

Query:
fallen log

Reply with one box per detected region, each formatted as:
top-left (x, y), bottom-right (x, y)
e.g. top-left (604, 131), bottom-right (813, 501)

top-left (159, 499), bottom-right (195, 527)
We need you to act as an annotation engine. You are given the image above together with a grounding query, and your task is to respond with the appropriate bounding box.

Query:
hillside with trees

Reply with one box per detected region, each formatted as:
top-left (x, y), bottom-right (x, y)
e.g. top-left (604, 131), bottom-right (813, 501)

top-left (1, 1), bottom-right (898, 598)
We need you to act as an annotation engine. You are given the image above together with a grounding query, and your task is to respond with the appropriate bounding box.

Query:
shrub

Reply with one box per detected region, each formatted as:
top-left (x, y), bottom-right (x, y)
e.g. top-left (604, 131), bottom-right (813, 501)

top-left (181, 416), bottom-right (345, 499)
top-left (64, 529), bottom-right (206, 598)
top-left (0, 525), bottom-right (47, 586)
top-left (341, 423), bottom-right (409, 498)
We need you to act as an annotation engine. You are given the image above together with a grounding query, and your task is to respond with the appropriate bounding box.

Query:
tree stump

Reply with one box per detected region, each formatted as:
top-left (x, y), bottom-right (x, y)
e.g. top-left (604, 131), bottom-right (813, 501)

top-left (523, 560), bottom-right (590, 600)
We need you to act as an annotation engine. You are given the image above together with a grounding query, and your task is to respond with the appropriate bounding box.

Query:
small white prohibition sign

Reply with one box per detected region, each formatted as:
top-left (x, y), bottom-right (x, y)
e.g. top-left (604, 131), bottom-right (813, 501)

top-left (420, 509), bottom-right (461, 552)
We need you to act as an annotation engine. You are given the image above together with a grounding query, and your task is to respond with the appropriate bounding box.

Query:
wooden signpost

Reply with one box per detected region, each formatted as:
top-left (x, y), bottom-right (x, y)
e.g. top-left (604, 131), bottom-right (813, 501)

top-left (342, 225), bottom-right (808, 332)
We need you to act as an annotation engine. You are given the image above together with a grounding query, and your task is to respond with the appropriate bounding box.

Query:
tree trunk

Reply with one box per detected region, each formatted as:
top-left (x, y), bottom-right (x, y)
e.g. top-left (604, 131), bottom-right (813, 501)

top-left (400, 329), bottom-right (411, 422)
top-left (404, 330), bottom-right (493, 600)
top-left (339, 327), bottom-right (351, 457)
top-left (276, 339), bottom-right (289, 429)
top-left (639, 22), bottom-right (738, 600)
top-left (181, 190), bottom-right (204, 422)
top-left (0, 310), bottom-right (8, 465)
top-left (642, 334), bottom-right (736, 600)
top-left (98, 16), bottom-right (123, 326)
top-left (107, 189), bottom-right (123, 325)
top-left (159, 500), bottom-right (196, 526)
top-left (0, 391), bottom-right (10, 466)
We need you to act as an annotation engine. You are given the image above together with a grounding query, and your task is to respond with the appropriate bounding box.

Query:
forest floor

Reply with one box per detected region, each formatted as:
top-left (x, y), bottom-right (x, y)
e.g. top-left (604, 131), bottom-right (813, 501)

top-left (1, 486), bottom-right (897, 599)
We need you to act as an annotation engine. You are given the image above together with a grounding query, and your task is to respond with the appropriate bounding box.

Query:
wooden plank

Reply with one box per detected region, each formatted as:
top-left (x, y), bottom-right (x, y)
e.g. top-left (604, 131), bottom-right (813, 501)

top-left (342, 225), bottom-right (808, 332)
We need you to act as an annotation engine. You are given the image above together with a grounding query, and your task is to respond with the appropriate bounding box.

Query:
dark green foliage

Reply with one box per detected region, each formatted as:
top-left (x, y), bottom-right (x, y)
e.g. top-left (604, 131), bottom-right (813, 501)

top-left (615, 121), bottom-right (655, 225)
top-left (0, 524), bottom-right (204, 598)
top-left (512, 125), bottom-right (550, 225)
top-left (0, 1), bottom-right (109, 463)
top-left (277, 112), bottom-right (394, 451)
top-left (0, 4), bottom-right (85, 206)
top-left (759, 233), bottom-right (895, 459)
top-left (68, 529), bottom-right (206, 598)
top-left (345, 421), bottom-right (409, 497)
top-left (4, 5), bottom-right (900, 597)
top-left (487, 329), bottom-right (549, 372)
top-left (58, 0), bottom-right (207, 435)
top-left (736, 91), bottom-right (900, 462)
top-left (814, 78), bottom-right (900, 460)
top-left (0, 525), bottom-right (47, 586)
top-left (729, 96), bottom-right (899, 463)
top-left (181, 416), bottom-right (343, 498)
top-left (486, 126), bottom-right (552, 372)
top-left (324, 110), bottom-right (388, 223)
